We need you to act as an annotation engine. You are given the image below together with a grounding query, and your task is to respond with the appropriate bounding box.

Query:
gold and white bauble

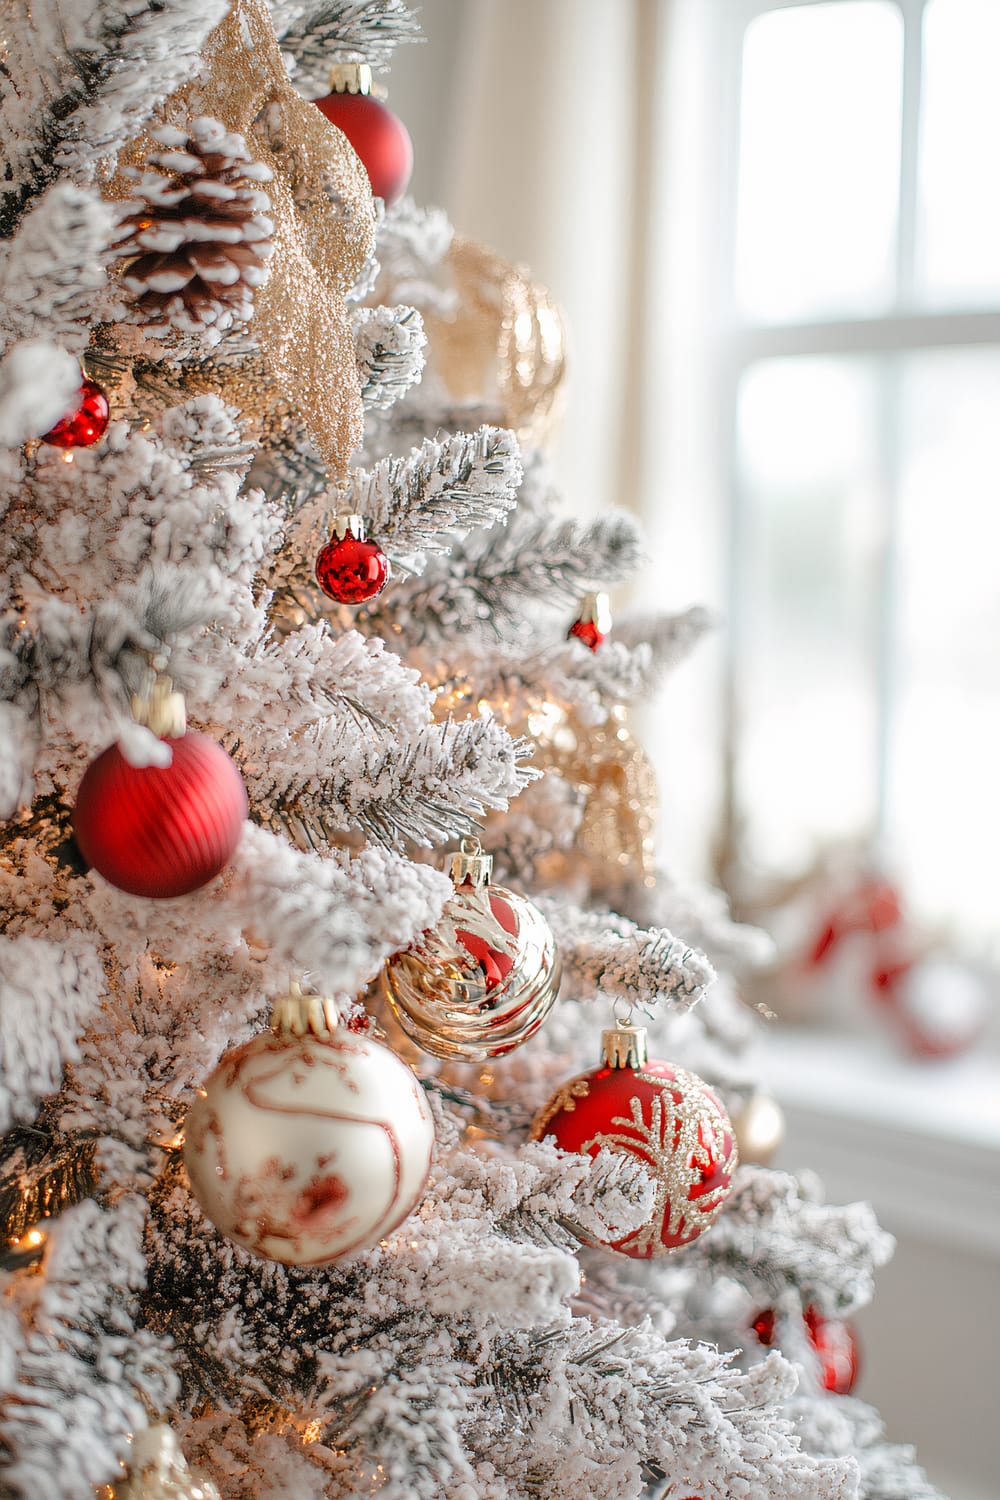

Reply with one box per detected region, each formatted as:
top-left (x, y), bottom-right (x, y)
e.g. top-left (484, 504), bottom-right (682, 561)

top-left (183, 986), bottom-right (434, 1265)
top-left (382, 838), bottom-right (560, 1062)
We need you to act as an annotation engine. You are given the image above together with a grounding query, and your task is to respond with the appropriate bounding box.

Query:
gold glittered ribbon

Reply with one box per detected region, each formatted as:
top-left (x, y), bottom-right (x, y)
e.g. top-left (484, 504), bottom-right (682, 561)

top-left (105, 0), bottom-right (376, 483)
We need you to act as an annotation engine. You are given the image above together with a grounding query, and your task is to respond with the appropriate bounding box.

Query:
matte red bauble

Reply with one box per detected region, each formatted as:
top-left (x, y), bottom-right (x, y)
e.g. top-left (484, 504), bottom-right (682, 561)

top-left (314, 70), bottom-right (412, 206)
top-left (315, 515), bottom-right (390, 605)
top-left (74, 731), bottom-right (247, 898)
top-left (532, 1025), bottom-right (738, 1258)
top-left (39, 377), bottom-right (109, 449)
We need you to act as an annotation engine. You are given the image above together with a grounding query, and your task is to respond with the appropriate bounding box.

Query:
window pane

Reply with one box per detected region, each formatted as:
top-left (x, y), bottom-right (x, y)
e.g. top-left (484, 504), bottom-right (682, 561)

top-left (734, 358), bottom-right (883, 872)
top-left (736, 2), bottom-right (903, 322)
top-left (917, 0), bottom-right (1000, 305)
top-left (891, 351), bottom-right (1000, 946)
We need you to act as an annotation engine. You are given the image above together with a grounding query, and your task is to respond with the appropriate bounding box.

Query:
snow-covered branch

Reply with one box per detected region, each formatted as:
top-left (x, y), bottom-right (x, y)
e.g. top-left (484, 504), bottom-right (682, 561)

top-left (339, 425), bottom-right (522, 563)
top-left (686, 1168), bottom-right (895, 1320)
top-left (540, 896), bottom-right (716, 1013)
top-left (353, 304), bottom-right (426, 410)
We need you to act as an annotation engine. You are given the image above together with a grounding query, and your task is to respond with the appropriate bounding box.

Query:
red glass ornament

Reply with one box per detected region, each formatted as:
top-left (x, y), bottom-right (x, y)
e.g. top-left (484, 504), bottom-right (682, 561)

top-left (568, 592), bottom-right (610, 652)
top-left (314, 91), bottom-right (413, 206)
top-left (532, 1029), bottom-right (738, 1258)
top-left (39, 377), bottom-right (110, 449)
top-left (752, 1305), bottom-right (859, 1395)
top-left (568, 618), bottom-right (604, 651)
top-left (315, 531), bottom-right (390, 605)
top-left (804, 1306), bottom-right (860, 1395)
top-left (751, 1309), bottom-right (776, 1346)
top-left (73, 731), bottom-right (247, 898)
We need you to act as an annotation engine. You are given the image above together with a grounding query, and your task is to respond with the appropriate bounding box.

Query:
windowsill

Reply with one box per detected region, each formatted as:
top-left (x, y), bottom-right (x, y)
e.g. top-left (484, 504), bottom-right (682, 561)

top-left (758, 1027), bottom-right (1000, 1257)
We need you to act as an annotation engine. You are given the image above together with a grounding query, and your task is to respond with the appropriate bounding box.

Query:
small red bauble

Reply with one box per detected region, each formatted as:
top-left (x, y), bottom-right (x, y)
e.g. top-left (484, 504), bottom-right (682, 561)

top-left (315, 516), bottom-right (390, 605)
top-left (314, 85), bottom-right (412, 206)
top-left (39, 377), bottom-right (110, 449)
top-left (73, 731), bottom-right (247, 899)
top-left (532, 1025), bottom-right (738, 1258)
top-left (804, 1305), bottom-right (860, 1394)
top-left (569, 619), bottom-right (604, 651)
top-left (568, 591), bottom-right (611, 652)
top-left (753, 1304), bottom-right (859, 1395)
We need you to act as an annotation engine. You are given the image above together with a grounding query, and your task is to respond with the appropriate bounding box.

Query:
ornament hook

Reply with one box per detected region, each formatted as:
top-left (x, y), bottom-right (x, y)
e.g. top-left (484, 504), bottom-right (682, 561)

top-left (270, 979), bottom-right (341, 1040)
top-left (451, 836), bottom-right (492, 888)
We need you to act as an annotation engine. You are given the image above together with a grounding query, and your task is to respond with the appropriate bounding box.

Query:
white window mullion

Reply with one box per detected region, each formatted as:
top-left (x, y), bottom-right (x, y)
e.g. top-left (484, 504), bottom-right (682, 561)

top-left (895, 0), bottom-right (928, 304)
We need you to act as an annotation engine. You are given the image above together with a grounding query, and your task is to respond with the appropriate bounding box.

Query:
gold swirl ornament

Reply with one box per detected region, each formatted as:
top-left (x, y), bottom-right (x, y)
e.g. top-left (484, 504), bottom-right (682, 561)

top-left (382, 838), bottom-right (560, 1062)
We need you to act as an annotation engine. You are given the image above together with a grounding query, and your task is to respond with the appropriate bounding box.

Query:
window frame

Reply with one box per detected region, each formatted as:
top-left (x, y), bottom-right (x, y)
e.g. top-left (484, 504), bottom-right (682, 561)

top-left (713, 0), bottom-right (1000, 901)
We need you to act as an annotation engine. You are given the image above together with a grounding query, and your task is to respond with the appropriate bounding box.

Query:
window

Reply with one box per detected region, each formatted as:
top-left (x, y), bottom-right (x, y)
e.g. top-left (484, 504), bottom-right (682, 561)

top-left (719, 0), bottom-right (1000, 949)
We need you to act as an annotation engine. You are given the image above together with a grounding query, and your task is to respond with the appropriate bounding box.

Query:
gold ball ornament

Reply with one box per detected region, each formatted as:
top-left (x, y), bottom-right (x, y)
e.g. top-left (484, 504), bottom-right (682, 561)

top-left (183, 986), bottom-right (434, 1265)
top-left (106, 1425), bottom-right (219, 1500)
top-left (732, 1091), bottom-right (785, 1167)
top-left (422, 236), bottom-right (567, 449)
top-left (382, 838), bottom-right (560, 1062)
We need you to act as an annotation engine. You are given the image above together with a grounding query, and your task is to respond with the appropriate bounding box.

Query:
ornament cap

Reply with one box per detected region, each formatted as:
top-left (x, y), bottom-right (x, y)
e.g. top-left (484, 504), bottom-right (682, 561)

top-left (450, 836), bottom-right (493, 888)
top-left (270, 980), bottom-right (341, 1041)
top-left (130, 673), bottom-right (186, 738)
top-left (601, 1023), bottom-right (648, 1070)
top-left (330, 512), bottom-right (366, 541)
top-left (576, 592), bottom-right (612, 632)
top-left (327, 62), bottom-right (373, 96)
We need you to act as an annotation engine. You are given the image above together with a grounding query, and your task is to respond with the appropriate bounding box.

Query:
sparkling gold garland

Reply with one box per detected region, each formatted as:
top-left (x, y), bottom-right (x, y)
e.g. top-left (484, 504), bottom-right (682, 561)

top-left (101, 0), bottom-right (375, 484)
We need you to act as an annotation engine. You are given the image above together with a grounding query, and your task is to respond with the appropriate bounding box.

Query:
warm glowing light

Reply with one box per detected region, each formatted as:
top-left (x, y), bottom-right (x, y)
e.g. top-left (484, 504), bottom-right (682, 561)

top-left (60, 450), bottom-right (74, 464)
top-left (301, 1419), bottom-right (322, 1443)
top-left (10, 1225), bottom-right (47, 1250)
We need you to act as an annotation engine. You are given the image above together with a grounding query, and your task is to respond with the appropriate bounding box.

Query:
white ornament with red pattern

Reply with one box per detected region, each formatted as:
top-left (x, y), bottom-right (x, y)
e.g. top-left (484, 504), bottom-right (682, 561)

top-left (183, 984), bottom-right (434, 1265)
top-left (531, 1023), bottom-right (738, 1258)
top-left (382, 837), bottom-right (560, 1061)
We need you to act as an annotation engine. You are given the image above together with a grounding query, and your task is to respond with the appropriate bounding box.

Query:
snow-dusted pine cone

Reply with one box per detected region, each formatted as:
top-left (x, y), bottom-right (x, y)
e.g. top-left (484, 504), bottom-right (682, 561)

top-left (115, 117), bottom-right (274, 346)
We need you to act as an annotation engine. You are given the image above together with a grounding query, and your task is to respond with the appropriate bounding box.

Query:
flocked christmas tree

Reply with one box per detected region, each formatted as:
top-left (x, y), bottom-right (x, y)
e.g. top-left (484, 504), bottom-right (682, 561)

top-left (0, 4), bottom-right (947, 1498)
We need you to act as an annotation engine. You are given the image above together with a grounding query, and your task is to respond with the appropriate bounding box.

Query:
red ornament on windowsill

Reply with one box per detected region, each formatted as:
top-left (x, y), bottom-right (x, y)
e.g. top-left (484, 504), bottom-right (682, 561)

top-left (532, 1024), bottom-right (738, 1258)
top-left (314, 63), bottom-right (413, 207)
top-left (39, 375), bottom-right (109, 449)
top-left (752, 1304), bottom-right (860, 1395)
top-left (568, 591), bottom-right (611, 652)
top-left (315, 513), bottom-right (390, 605)
top-left (73, 675), bottom-right (247, 899)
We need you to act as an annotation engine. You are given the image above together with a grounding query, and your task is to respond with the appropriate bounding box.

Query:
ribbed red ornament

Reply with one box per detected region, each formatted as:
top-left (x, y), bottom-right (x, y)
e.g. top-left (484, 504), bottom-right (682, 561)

top-left (73, 732), bottom-right (247, 898)
top-left (313, 92), bottom-right (413, 206)
top-left (315, 532), bottom-right (390, 604)
top-left (40, 378), bottom-right (110, 449)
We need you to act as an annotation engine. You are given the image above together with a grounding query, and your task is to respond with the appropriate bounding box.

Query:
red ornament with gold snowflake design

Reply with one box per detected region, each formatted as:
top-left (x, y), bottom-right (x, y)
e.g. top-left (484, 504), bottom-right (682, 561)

top-left (531, 1023), bottom-right (737, 1257)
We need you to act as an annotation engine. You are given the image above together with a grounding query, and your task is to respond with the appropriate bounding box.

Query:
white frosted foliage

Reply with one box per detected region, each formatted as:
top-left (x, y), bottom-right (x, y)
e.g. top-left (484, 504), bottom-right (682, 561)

top-left (0, 934), bottom-right (105, 1130)
top-left (0, 6), bottom-right (939, 1496)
